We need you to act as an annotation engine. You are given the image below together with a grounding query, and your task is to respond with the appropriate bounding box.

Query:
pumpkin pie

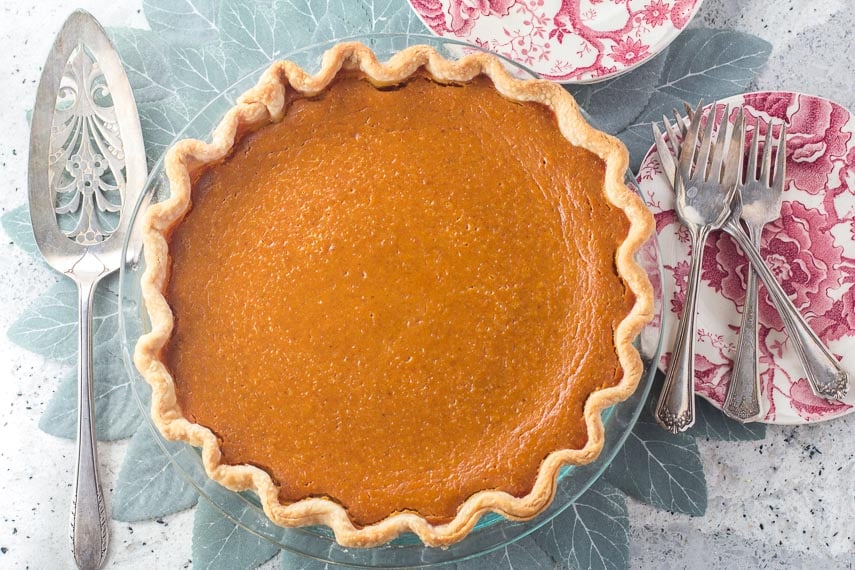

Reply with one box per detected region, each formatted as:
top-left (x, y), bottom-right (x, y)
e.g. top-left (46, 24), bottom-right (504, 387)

top-left (134, 43), bottom-right (654, 547)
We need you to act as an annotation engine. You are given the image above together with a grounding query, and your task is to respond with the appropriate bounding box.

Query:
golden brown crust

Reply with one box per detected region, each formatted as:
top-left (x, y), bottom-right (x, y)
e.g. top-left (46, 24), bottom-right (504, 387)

top-left (133, 42), bottom-right (655, 548)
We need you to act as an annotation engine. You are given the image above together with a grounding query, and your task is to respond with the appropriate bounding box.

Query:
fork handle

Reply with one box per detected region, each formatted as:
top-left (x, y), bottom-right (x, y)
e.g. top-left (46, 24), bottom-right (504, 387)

top-left (723, 227), bottom-right (763, 421)
top-left (72, 277), bottom-right (108, 570)
top-left (656, 227), bottom-right (710, 433)
top-left (725, 221), bottom-right (849, 400)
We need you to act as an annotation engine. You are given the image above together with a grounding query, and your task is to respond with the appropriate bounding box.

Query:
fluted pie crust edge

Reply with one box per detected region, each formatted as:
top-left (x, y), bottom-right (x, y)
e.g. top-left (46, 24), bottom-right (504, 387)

top-left (133, 42), bottom-right (655, 548)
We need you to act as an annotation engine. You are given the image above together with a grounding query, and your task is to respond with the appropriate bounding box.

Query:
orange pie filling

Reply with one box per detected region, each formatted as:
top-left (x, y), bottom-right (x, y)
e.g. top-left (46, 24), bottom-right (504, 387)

top-left (164, 72), bottom-right (634, 526)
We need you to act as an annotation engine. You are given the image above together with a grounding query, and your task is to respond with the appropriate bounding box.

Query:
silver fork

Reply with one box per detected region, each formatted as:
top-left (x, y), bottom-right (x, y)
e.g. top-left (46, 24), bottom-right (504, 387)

top-left (724, 173), bottom-right (849, 403)
top-left (654, 103), bottom-right (745, 433)
top-left (656, 109), bottom-right (849, 409)
top-left (723, 121), bottom-right (786, 421)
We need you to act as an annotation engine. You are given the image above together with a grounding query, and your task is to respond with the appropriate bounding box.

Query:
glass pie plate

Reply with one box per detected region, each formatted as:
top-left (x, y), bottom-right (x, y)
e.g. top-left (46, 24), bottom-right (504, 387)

top-left (117, 33), bottom-right (665, 568)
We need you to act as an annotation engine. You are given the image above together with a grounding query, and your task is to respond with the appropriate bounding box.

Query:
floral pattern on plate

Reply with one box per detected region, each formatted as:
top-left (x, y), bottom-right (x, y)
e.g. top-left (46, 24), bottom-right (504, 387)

top-left (407, 0), bottom-right (703, 83)
top-left (637, 92), bottom-right (855, 424)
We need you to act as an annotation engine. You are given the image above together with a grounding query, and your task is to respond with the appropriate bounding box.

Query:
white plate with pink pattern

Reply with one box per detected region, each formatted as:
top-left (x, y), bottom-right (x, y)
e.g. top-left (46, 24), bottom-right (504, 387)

top-left (407, 0), bottom-right (703, 83)
top-left (637, 91), bottom-right (855, 424)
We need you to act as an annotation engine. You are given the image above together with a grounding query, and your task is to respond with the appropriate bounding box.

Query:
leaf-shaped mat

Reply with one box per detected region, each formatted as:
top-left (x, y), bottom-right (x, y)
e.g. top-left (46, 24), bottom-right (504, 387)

top-left (534, 479), bottom-right (630, 570)
top-left (193, 481), bottom-right (279, 570)
top-left (113, 425), bottom-right (200, 522)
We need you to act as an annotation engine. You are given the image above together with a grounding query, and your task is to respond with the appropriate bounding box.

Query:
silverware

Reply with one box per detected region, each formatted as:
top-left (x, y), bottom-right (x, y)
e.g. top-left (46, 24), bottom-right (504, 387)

top-left (29, 10), bottom-right (147, 569)
top-left (657, 109), bottom-right (849, 410)
top-left (723, 121), bottom-right (786, 421)
top-left (653, 102), bottom-right (745, 433)
top-left (724, 181), bottom-right (849, 402)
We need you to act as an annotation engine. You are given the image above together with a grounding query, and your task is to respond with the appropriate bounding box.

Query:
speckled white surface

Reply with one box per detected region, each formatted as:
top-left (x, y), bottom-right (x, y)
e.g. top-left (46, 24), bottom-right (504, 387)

top-left (0, 1), bottom-right (852, 568)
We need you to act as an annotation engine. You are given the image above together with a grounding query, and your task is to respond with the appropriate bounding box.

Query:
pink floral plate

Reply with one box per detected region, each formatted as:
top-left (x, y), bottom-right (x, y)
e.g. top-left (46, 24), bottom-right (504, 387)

top-left (637, 91), bottom-right (855, 424)
top-left (407, 0), bottom-right (703, 83)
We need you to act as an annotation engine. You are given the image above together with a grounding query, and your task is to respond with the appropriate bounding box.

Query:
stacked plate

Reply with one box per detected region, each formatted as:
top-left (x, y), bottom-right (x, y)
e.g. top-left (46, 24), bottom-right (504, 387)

top-left (408, 0), bottom-right (704, 83)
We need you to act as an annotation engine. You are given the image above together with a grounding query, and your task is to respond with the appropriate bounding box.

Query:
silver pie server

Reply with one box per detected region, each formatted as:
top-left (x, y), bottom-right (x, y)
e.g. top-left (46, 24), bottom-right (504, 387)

top-left (28, 10), bottom-right (147, 569)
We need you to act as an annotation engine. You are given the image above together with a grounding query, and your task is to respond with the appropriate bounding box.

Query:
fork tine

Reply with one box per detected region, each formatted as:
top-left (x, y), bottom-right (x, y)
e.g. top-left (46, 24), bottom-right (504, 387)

top-left (678, 100), bottom-right (705, 183)
top-left (680, 102), bottom-right (698, 137)
top-left (673, 107), bottom-right (688, 138)
top-left (695, 103), bottom-right (718, 181)
top-left (652, 122), bottom-right (676, 180)
top-left (682, 102), bottom-right (697, 134)
top-left (662, 114), bottom-right (681, 157)
top-left (746, 115), bottom-right (761, 182)
top-left (772, 121), bottom-right (788, 192)
top-left (722, 108), bottom-right (746, 190)
top-left (708, 104), bottom-right (732, 183)
top-left (652, 121), bottom-right (668, 157)
top-left (759, 119), bottom-right (775, 186)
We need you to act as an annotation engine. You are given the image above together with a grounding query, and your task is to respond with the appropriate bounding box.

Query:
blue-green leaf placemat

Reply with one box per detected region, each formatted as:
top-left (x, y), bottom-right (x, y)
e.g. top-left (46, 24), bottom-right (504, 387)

top-left (193, 481), bottom-right (280, 570)
top-left (533, 480), bottom-right (629, 570)
top-left (113, 427), bottom-right (199, 522)
top-left (604, 399), bottom-right (707, 516)
top-left (5, 1), bottom-right (773, 567)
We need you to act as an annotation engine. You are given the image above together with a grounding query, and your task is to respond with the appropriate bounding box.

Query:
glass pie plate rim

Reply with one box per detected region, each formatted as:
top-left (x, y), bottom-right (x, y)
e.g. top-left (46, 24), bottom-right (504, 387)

top-left (117, 32), bottom-right (665, 568)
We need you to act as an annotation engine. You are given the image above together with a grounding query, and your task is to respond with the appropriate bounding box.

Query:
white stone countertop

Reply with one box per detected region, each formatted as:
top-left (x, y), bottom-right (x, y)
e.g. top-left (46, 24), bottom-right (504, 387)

top-left (0, 0), bottom-right (852, 568)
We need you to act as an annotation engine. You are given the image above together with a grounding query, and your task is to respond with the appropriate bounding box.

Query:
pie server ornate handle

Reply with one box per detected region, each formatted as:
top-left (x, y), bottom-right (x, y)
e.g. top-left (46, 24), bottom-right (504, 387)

top-left (28, 10), bottom-right (147, 569)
